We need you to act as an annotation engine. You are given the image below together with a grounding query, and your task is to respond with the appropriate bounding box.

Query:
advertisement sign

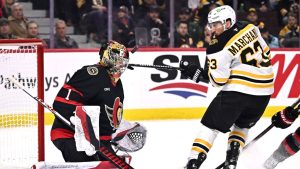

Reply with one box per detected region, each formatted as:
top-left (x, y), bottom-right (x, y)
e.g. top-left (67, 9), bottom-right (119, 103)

top-left (43, 49), bottom-right (300, 120)
top-left (1, 49), bottom-right (299, 121)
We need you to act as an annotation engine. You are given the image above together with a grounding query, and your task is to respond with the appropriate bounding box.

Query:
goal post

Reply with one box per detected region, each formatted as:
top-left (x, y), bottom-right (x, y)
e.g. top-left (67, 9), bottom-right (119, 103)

top-left (0, 39), bottom-right (44, 167)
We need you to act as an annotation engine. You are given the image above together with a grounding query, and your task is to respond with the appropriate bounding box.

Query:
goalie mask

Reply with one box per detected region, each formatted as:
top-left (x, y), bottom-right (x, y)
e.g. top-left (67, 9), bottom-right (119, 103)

top-left (99, 41), bottom-right (129, 78)
top-left (112, 120), bottom-right (147, 152)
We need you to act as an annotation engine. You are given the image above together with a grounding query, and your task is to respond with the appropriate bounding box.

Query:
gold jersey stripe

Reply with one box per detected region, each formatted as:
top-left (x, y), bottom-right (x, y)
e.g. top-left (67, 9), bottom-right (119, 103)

top-left (225, 24), bottom-right (254, 47)
top-left (213, 77), bottom-right (228, 83)
top-left (194, 138), bottom-right (213, 149)
top-left (231, 70), bottom-right (274, 79)
top-left (228, 79), bottom-right (274, 88)
top-left (208, 70), bottom-right (228, 84)
top-left (263, 46), bottom-right (270, 53)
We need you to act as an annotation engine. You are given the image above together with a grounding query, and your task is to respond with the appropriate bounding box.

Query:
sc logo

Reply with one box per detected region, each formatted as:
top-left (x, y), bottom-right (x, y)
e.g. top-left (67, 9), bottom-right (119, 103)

top-left (151, 54), bottom-right (208, 83)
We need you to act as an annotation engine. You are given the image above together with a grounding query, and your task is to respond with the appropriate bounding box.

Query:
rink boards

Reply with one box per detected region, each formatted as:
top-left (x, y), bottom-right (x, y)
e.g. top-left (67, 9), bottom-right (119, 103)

top-left (4, 48), bottom-right (300, 124)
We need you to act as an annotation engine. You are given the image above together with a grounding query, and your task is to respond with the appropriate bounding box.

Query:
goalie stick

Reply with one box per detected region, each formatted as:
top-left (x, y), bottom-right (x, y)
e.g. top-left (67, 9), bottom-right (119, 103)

top-left (215, 97), bottom-right (300, 169)
top-left (8, 77), bottom-right (134, 169)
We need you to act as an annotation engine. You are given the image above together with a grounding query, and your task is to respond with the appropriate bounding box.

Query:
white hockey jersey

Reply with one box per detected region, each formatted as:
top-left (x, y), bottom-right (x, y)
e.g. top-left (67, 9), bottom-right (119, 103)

top-left (206, 22), bottom-right (274, 96)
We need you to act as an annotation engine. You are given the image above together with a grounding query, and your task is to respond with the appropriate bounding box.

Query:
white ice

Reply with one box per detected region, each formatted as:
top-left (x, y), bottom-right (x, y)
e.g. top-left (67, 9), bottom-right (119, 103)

top-left (44, 118), bottom-right (300, 169)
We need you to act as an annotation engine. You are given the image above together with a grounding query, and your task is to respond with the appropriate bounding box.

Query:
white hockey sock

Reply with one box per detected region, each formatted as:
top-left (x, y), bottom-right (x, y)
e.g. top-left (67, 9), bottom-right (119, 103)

top-left (189, 123), bottom-right (219, 159)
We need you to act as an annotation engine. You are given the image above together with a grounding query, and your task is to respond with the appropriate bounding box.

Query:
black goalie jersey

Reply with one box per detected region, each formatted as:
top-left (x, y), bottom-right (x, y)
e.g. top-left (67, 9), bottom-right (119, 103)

top-left (206, 21), bottom-right (274, 96)
top-left (51, 65), bottom-right (124, 142)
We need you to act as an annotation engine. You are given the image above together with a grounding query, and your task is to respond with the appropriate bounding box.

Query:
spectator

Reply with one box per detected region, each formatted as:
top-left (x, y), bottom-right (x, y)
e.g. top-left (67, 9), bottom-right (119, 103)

top-left (2, 0), bottom-right (15, 18)
top-left (113, 6), bottom-right (135, 47)
top-left (133, 0), bottom-right (166, 22)
top-left (281, 28), bottom-right (299, 47)
top-left (282, 2), bottom-right (300, 26)
top-left (279, 12), bottom-right (299, 45)
top-left (53, 20), bottom-right (78, 48)
top-left (26, 20), bottom-right (48, 47)
top-left (174, 21), bottom-right (193, 48)
top-left (195, 0), bottom-right (223, 26)
top-left (289, 2), bottom-right (300, 15)
top-left (196, 24), bottom-right (211, 48)
top-left (246, 8), bottom-right (265, 29)
top-left (54, 0), bottom-right (80, 27)
top-left (79, 0), bottom-right (108, 43)
top-left (243, 0), bottom-right (270, 12)
top-left (26, 20), bottom-right (39, 38)
top-left (0, 17), bottom-right (16, 39)
top-left (8, 3), bottom-right (28, 38)
top-left (276, 0), bottom-right (299, 27)
top-left (260, 27), bottom-right (279, 48)
top-left (175, 7), bottom-right (204, 48)
top-left (136, 5), bottom-right (169, 47)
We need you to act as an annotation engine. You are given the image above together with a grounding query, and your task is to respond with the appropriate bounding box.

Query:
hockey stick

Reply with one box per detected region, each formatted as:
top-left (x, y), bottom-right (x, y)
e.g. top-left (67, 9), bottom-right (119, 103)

top-left (126, 45), bottom-right (182, 71)
top-left (8, 77), bottom-right (134, 169)
top-left (215, 97), bottom-right (300, 169)
top-left (128, 63), bottom-right (183, 70)
top-left (8, 76), bottom-right (73, 129)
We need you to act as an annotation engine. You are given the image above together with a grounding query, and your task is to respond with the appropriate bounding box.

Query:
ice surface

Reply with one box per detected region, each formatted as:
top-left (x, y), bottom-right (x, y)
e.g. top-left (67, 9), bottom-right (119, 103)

top-left (45, 118), bottom-right (300, 169)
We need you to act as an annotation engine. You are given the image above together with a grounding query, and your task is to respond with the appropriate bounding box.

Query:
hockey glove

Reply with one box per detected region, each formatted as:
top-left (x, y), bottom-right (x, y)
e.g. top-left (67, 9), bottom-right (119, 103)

top-left (272, 106), bottom-right (299, 129)
top-left (180, 61), bottom-right (203, 83)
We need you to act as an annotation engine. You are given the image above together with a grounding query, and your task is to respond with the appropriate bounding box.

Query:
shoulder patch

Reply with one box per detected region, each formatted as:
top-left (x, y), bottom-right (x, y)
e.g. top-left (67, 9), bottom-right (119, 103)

top-left (87, 66), bottom-right (99, 75)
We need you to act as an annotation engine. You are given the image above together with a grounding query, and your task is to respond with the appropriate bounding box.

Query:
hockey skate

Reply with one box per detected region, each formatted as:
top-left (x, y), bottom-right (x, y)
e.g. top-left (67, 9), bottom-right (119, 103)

top-left (185, 152), bottom-right (207, 169)
top-left (224, 141), bottom-right (240, 169)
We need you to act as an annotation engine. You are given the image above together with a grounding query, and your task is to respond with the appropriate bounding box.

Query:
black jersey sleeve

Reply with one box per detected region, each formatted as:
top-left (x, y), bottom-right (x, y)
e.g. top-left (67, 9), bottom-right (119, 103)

top-left (66, 65), bottom-right (104, 102)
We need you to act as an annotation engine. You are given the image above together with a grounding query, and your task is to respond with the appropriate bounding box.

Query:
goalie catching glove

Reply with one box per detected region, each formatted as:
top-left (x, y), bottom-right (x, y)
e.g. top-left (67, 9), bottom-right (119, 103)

top-left (112, 120), bottom-right (147, 152)
top-left (179, 61), bottom-right (208, 83)
top-left (272, 106), bottom-right (300, 129)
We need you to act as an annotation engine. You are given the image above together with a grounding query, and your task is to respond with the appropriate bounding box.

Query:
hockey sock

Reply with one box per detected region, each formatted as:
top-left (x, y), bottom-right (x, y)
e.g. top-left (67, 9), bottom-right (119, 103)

top-left (281, 127), bottom-right (300, 156)
top-left (223, 125), bottom-right (249, 168)
top-left (189, 124), bottom-right (219, 160)
top-left (228, 125), bottom-right (249, 150)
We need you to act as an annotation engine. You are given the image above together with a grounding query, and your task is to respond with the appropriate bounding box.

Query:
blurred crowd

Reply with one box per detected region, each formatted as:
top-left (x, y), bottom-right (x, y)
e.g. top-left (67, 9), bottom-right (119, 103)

top-left (0, 0), bottom-right (299, 48)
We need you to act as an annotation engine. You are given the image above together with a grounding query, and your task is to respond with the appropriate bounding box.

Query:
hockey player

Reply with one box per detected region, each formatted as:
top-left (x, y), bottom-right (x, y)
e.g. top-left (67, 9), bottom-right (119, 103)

top-left (179, 5), bottom-right (274, 169)
top-left (50, 40), bottom-right (133, 166)
top-left (263, 106), bottom-right (300, 169)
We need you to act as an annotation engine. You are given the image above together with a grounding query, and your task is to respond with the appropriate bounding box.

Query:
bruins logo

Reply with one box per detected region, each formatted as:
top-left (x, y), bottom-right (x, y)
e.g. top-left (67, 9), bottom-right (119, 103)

top-left (87, 66), bottom-right (98, 75)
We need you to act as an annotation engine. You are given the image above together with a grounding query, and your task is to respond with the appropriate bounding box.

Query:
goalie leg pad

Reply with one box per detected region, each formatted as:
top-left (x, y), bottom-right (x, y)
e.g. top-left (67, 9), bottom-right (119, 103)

top-left (52, 138), bottom-right (99, 162)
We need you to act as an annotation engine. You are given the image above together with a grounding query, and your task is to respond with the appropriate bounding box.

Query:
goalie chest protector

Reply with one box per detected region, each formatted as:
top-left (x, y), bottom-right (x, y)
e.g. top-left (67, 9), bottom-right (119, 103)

top-left (51, 65), bottom-right (124, 140)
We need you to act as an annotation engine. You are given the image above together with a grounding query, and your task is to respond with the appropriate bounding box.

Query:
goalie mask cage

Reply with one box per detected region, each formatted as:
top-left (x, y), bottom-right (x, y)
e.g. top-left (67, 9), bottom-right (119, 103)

top-left (0, 39), bottom-right (44, 168)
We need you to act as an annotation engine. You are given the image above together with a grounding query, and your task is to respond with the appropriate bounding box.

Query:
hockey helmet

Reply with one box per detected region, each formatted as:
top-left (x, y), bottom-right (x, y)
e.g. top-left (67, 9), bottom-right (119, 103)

top-left (207, 5), bottom-right (236, 30)
top-left (99, 40), bottom-right (129, 76)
